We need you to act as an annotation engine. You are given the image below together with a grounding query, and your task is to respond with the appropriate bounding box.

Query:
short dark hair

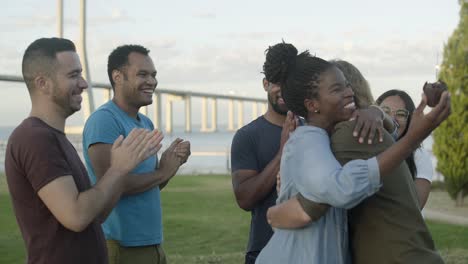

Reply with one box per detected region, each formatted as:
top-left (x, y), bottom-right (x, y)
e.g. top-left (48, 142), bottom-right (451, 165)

top-left (107, 44), bottom-right (150, 89)
top-left (22, 37), bottom-right (76, 92)
top-left (263, 41), bottom-right (333, 117)
top-left (376, 89), bottom-right (418, 178)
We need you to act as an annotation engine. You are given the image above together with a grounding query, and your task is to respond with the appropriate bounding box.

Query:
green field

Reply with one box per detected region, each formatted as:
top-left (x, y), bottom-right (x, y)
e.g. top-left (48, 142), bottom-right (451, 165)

top-left (1, 174), bottom-right (468, 264)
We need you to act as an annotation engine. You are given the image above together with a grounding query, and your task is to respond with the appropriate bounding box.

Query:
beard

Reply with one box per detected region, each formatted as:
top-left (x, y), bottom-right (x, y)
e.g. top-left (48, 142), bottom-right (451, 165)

top-left (268, 93), bottom-right (287, 115)
top-left (51, 83), bottom-right (79, 117)
top-left (51, 92), bottom-right (76, 117)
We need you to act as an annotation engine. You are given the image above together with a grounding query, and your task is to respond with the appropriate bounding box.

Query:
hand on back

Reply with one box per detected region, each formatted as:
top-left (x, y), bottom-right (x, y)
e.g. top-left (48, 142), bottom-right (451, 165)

top-left (351, 107), bottom-right (384, 144)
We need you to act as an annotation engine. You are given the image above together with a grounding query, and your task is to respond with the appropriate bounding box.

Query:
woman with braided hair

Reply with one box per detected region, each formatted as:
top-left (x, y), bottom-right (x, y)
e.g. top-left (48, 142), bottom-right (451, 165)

top-left (265, 60), bottom-right (445, 264)
top-left (232, 42), bottom-right (391, 264)
top-left (255, 46), bottom-right (450, 263)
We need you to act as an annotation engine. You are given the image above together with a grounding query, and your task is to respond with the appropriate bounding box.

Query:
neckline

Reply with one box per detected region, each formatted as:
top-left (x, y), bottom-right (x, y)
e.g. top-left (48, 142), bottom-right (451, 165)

top-left (27, 116), bottom-right (65, 135)
top-left (108, 100), bottom-right (143, 123)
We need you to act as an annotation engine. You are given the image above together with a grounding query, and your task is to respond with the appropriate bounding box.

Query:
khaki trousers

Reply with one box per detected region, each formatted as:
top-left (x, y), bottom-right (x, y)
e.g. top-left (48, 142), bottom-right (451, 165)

top-left (106, 240), bottom-right (167, 264)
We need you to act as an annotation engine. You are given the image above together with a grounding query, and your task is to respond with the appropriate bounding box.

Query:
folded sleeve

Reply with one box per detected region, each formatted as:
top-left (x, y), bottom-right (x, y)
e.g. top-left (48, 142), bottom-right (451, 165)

top-left (297, 193), bottom-right (330, 221)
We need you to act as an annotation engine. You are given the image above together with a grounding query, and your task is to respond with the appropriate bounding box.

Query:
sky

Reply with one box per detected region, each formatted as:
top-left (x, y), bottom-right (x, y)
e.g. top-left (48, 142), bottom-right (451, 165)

top-left (0, 0), bottom-right (462, 127)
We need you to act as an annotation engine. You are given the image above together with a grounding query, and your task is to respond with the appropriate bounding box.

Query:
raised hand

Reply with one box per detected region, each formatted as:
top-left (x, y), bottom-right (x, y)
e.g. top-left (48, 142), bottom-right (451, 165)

top-left (405, 91), bottom-right (451, 143)
top-left (159, 138), bottom-right (185, 176)
top-left (174, 140), bottom-right (191, 165)
top-left (110, 128), bottom-right (164, 174)
top-left (280, 111), bottom-right (298, 150)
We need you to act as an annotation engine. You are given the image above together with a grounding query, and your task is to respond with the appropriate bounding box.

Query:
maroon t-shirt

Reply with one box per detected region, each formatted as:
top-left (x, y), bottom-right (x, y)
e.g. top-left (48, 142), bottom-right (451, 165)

top-left (5, 117), bottom-right (108, 264)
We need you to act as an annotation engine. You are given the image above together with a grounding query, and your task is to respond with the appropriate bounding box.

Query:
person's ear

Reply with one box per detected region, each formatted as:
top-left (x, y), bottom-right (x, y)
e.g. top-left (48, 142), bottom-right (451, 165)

top-left (34, 75), bottom-right (52, 95)
top-left (113, 69), bottom-right (123, 86)
top-left (304, 98), bottom-right (320, 114)
top-left (262, 78), bottom-right (269, 92)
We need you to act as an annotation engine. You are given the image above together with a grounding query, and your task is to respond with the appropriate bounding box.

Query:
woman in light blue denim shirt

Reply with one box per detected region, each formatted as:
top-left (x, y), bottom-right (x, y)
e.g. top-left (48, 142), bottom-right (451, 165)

top-left (255, 44), bottom-right (451, 264)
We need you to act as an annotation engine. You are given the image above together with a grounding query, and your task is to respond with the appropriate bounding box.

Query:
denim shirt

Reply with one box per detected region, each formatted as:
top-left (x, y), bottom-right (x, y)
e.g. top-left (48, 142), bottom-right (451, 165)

top-left (256, 126), bottom-right (381, 264)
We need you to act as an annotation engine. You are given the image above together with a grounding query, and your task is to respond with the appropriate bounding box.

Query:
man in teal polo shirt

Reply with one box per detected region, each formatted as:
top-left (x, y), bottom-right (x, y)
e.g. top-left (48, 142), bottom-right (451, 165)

top-left (83, 44), bottom-right (191, 264)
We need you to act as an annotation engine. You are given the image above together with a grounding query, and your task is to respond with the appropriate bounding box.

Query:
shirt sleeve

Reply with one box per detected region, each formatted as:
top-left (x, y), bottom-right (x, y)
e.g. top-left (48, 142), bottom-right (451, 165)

top-left (19, 128), bottom-right (72, 193)
top-left (286, 129), bottom-right (381, 209)
top-left (83, 110), bottom-right (122, 149)
top-left (230, 129), bottom-right (259, 172)
top-left (414, 148), bottom-right (433, 182)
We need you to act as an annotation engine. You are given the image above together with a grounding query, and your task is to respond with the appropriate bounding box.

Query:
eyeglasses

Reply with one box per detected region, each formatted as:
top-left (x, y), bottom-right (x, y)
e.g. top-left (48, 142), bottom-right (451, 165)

top-left (381, 106), bottom-right (410, 122)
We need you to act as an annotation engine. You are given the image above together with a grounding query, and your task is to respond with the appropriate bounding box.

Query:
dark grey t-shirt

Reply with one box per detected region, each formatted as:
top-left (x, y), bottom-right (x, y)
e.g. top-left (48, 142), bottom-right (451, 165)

top-left (231, 116), bottom-right (281, 253)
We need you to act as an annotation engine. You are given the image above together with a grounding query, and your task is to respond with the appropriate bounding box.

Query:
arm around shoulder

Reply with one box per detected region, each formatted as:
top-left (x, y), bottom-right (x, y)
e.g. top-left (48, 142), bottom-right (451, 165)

top-left (267, 194), bottom-right (330, 229)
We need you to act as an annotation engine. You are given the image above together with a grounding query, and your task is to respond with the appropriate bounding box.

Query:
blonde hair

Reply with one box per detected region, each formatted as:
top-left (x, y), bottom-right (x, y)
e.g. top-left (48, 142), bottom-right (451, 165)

top-left (330, 60), bottom-right (374, 108)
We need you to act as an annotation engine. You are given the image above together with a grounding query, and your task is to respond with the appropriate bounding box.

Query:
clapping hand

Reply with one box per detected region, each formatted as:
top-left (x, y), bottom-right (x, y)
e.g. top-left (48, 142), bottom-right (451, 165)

top-left (174, 140), bottom-right (191, 165)
top-left (111, 128), bottom-right (164, 174)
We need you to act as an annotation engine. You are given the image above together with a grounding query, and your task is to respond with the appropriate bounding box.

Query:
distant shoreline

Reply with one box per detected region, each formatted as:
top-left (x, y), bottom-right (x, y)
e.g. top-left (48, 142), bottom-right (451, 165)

top-left (0, 128), bottom-right (236, 175)
top-left (0, 127), bottom-right (444, 181)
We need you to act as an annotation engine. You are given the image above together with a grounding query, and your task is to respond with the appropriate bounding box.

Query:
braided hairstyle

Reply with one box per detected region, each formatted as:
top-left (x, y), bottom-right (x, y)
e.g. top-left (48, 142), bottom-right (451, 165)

top-left (263, 42), bottom-right (333, 117)
top-left (263, 42), bottom-right (298, 83)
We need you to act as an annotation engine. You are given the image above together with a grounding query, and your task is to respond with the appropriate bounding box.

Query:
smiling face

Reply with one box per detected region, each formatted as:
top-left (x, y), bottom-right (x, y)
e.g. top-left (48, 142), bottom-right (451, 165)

top-left (306, 66), bottom-right (355, 130)
top-left (118, 52), bottom-right (158, 110)
top-left (264, 79), bottom-right (287, 115)
top-left (379, 95), bottom-right (408, 137)
top-left (50, 51), bottom-right (88, 117)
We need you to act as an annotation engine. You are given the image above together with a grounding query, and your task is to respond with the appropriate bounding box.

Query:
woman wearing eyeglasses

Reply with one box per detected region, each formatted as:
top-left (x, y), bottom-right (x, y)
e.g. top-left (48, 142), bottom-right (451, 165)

top-left (376, 90), bottom-right (433, 209)
top-left (265, 61), bottom-right (448, 263)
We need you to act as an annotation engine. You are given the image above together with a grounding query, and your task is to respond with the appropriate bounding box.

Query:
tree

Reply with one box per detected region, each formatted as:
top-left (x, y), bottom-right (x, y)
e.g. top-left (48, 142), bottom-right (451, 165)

top-left (433, 1), bottom-right (468, 206)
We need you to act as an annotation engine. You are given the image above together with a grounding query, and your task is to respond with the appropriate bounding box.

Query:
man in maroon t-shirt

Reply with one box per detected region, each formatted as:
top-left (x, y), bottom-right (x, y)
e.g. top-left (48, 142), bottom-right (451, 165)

top-left (5, 37), bottom-right (163, 264)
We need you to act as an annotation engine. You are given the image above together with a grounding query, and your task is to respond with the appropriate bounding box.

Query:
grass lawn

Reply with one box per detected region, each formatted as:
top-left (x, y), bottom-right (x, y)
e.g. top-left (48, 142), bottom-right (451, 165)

top-left (1, 174), bottom-right (468, 264)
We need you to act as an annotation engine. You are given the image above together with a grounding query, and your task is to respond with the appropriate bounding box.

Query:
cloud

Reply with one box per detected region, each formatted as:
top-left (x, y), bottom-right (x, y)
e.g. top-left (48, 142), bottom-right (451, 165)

top-left (89, 8), bottom-right (135, 26)
top-left (192, 12), bottom-right (217, 20)
top-left (2, 15), bottom-right (76, 31)
top-left (340, 37), bottom-right (442, 77)
top-left (0, 22), bottom-right (449, 111)
top-left (2, 8), bottom-right (136, 32)
top-left (144, 30), bottom-right (448, 103)
top-left (83, 36), bottom-right (182, 78)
